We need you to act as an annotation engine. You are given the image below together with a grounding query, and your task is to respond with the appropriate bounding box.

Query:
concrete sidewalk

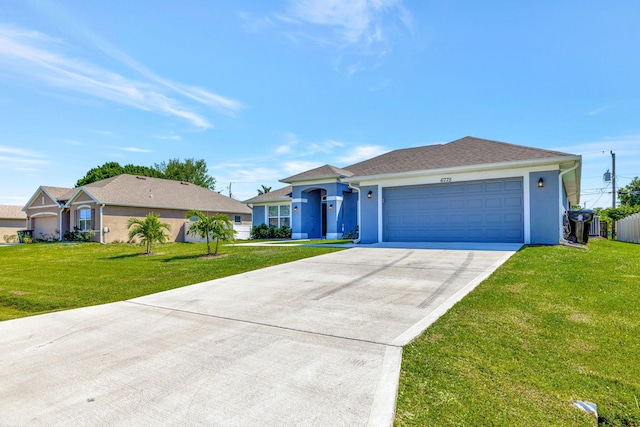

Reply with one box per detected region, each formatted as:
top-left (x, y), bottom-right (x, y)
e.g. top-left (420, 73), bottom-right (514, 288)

top-left (0, 246), bottom-right (519, 426)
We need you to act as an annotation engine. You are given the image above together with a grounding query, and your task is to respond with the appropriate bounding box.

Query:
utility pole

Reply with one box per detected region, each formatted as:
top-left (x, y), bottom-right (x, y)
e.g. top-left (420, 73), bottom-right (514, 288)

top-left (611, 151), bottom-right (616, 240)
top-left (611, 151), bottom-right (616, 208)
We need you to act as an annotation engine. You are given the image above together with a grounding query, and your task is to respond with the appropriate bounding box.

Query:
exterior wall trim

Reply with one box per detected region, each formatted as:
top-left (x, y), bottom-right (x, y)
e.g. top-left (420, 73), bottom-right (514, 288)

top-left (30, 211), bottom-right (58, 217)
top-left (523, 174), bottom-right (531, 244)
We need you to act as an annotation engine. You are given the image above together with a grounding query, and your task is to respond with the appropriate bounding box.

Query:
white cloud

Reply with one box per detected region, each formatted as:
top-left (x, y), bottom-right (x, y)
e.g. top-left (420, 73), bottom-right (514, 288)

top-left (275, 0), bottom-right (413, 56)
top-left (336, 144), bottom-right (388, 164)
top-left (0, 145), bottom-right (48, 169)
top-left (586, 105), bottom-right (613, 116)
top-left (117, 147), bottom-right (153, 153)
top-left (306, 139), bottom-right (345, 154)
top-left (0, 155), bottom-right (47, 166)
top-left (0, 24), bottom-right (243, 128)
top-left (0, 145), bottom-right (39, 157)
top-left (217, 167), bottom-right (282, 184)
top-left (283, 160), bottom-right (324, 175)
top-left (275, 133), bottom-right (346, 157)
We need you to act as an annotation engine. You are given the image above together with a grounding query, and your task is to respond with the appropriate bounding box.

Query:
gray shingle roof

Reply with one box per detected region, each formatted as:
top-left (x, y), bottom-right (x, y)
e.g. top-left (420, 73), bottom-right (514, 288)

top-left (42, 186), bottom-right (74, 201)
top-left (0, 205), bottom-right (27, 219)
top-left (243, 185), bottom-right (293, 204)
top-left (73, 174), bottom-right (251, 214)
top-left (281, 164), bottom-right (354, 183)
top-left (345, 136), bottom-right (576, 177)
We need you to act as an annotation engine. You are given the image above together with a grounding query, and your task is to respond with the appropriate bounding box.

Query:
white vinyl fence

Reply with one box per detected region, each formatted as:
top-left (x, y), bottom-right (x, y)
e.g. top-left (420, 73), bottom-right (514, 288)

top-left (183, 222), bottom-right (251, 242)
top-left (618, 213), bottom-right (640, 243)
top-left (589, 216), bottom-right (600, 236)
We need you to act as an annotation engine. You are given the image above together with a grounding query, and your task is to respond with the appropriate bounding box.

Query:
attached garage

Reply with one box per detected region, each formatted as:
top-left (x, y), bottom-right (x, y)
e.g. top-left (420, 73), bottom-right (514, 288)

top-left (383, 178), bottom-right (524, 243)
top-left (273, 136), bottom-right (581, 245)
top-left (31, 215), bottom-right (59, 240)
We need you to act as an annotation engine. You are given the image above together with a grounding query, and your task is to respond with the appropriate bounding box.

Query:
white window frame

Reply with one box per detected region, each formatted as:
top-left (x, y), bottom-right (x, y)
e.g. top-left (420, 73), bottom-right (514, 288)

top-left (78, 208), bottom-right (92, 231)
top-left (267, 205), bottom-right (290, 228)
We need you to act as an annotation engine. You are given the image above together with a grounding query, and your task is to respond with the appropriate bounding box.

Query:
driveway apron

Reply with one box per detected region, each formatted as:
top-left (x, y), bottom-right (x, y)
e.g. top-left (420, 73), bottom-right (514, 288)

top-left (0, 246), bottom-right (519, 426)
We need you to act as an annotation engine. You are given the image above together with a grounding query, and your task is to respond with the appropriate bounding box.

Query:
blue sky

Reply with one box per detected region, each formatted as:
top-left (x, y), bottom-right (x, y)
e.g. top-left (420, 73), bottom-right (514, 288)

top-left (1, 1), bottom-right (639, 208)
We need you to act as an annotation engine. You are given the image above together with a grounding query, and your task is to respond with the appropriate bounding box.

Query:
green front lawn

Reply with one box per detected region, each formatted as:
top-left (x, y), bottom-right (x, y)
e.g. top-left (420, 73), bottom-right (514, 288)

top-left (396, 239), bottom-right (640, 426)
top-left (0, 242), bottom-right (342, 321)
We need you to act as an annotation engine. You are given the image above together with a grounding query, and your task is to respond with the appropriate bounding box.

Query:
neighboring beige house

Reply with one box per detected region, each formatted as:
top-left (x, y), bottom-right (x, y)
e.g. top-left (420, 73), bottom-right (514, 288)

top-left (23, 174), bottom-right (252, 243)
top-left (0, 205), bottom-right (27, 242)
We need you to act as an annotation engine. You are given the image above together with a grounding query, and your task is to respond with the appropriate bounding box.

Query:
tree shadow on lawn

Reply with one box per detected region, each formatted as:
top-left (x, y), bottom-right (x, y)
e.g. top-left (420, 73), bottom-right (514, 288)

top-left (106, 252), bottom-right (168, 260)
top-left (160, 253), bottom-right (229, 262)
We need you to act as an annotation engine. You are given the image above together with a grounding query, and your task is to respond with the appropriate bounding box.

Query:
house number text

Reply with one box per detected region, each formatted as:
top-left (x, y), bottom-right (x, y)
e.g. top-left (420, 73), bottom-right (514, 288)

top-left (440, 177), bottom-right (452, 183)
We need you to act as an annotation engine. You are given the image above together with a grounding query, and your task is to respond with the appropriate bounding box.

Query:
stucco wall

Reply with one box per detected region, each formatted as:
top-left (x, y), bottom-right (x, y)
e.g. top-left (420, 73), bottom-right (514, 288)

top-left (103, 206), bottom-right (185, 243)
top-left (101, 206), bottom-right (247, 243)
top-left (342, 192), bottom-right (358, 238)
top-left (529, 170), bottom-right (560, 244)
top-left (251, 205), bottom-right (266, 226)
top-left (1, 219), bottom-right (27, 242)
top-left (359, 185), bottom-right (379, 243)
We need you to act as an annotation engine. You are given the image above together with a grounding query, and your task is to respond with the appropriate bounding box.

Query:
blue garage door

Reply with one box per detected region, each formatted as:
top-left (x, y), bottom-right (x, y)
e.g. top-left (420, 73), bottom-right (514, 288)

top-left (383, 178), bottom-right (524, 243)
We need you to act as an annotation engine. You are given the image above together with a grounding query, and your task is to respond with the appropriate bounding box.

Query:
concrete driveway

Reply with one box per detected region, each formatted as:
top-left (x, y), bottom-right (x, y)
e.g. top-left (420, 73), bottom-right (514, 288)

top-left (0, 244), bottom-right (519, 426)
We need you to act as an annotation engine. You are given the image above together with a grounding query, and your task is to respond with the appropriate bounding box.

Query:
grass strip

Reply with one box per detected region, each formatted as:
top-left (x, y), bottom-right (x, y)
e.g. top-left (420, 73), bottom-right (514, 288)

top-left (395, 239), bottom-right (640, 426)
top-left (0, 242), bottom-right (342, 321)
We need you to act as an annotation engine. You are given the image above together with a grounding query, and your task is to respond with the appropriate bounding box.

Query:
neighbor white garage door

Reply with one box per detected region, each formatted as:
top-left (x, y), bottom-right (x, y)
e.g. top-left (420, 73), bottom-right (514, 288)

top-left (383, 178), bottom-right (524, 243)
top-left (32, 215), bottom-right (59, 240)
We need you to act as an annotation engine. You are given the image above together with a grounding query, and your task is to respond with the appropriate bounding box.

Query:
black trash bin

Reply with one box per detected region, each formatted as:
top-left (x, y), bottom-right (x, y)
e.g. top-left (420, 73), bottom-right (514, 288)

top-left (568, 210), bottom-right (594, 244)
top-left (16, 230), bottom-right (34, 243)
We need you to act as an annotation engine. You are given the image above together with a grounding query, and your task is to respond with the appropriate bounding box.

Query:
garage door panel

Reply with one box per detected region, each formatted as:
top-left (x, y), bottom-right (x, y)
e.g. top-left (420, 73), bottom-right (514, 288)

top-left (505, 213), bottom-right (523, 223)
top-left (449, 200), bottom-right (465, 209)
top-left (448, 185), bottom-right (465, 194)
top-left (485, 198), bottom-right (502, 208)
top-left (383, 178), bottom-right (524, 243)
top-left (505, 229), bottom-right (524, 239)
top-left (505, 197), bottom-right (522, 207)
top-left (466, 183), bottom-right (484, 193)
top-left (505, 180), bottom-right (523, 191)
top-left (467, 199), bottom-right (483, 209)
top-left (485, 182), bottom-right (503, 192)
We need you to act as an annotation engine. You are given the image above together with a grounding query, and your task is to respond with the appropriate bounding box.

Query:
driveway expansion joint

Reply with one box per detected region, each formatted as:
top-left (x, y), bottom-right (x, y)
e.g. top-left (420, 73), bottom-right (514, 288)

top-left (126, 300), bottom-right (403, 349)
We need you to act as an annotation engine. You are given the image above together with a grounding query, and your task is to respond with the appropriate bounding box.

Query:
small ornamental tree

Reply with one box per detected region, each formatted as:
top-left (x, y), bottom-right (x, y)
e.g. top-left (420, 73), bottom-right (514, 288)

top-left (186, 210), bottom-right (236, 256)
top-left (127, 213), bottom-right (171, 255)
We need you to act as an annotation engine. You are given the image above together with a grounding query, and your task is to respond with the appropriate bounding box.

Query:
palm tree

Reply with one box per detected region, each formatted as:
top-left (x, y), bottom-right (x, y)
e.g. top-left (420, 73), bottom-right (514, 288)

top-left (186, 210), bottom-right (237, 256)
top-left (127, 213), bottom-right (171, 255)
top-left (257, 185), bottom-right (272, 195)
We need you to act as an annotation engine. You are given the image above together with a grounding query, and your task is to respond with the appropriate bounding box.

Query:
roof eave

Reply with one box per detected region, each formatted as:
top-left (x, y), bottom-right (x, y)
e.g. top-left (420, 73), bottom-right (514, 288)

top-left (247, 196), bottom-right (293, 205)
top-left (84, 201), bottom-right (251, 214)
top-left (343, 155), bottom-right (582, 184)
top-left (280, 174), bottom-right (346, 184)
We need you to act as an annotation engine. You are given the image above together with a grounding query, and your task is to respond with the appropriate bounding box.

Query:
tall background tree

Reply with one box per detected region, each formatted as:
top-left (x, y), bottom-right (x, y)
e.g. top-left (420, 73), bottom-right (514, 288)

top-left (154, 158), bottom-right (216, 190)
top-left (127, 213), bottom-right (172, 255)
top-left (75, 158), bottom-right (216, 190)
top-left (618, 176), bottom-right (640, 206)
top-left (257, 185), bottom-right (272, 195)
top-left (594, 176), bottom-right (640, 238)
top-left (76, 162), bottom-right (163, 187)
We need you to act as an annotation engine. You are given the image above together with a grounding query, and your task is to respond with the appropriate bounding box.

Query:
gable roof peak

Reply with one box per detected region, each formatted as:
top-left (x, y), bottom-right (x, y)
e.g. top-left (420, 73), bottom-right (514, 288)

top-left (280, 164), bottom-right (354, 183)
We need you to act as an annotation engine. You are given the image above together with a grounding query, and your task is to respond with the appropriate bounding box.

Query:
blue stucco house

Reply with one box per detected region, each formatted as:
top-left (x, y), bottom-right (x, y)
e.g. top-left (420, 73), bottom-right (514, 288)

top-left (244, 136), bottom-right (582, 245)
